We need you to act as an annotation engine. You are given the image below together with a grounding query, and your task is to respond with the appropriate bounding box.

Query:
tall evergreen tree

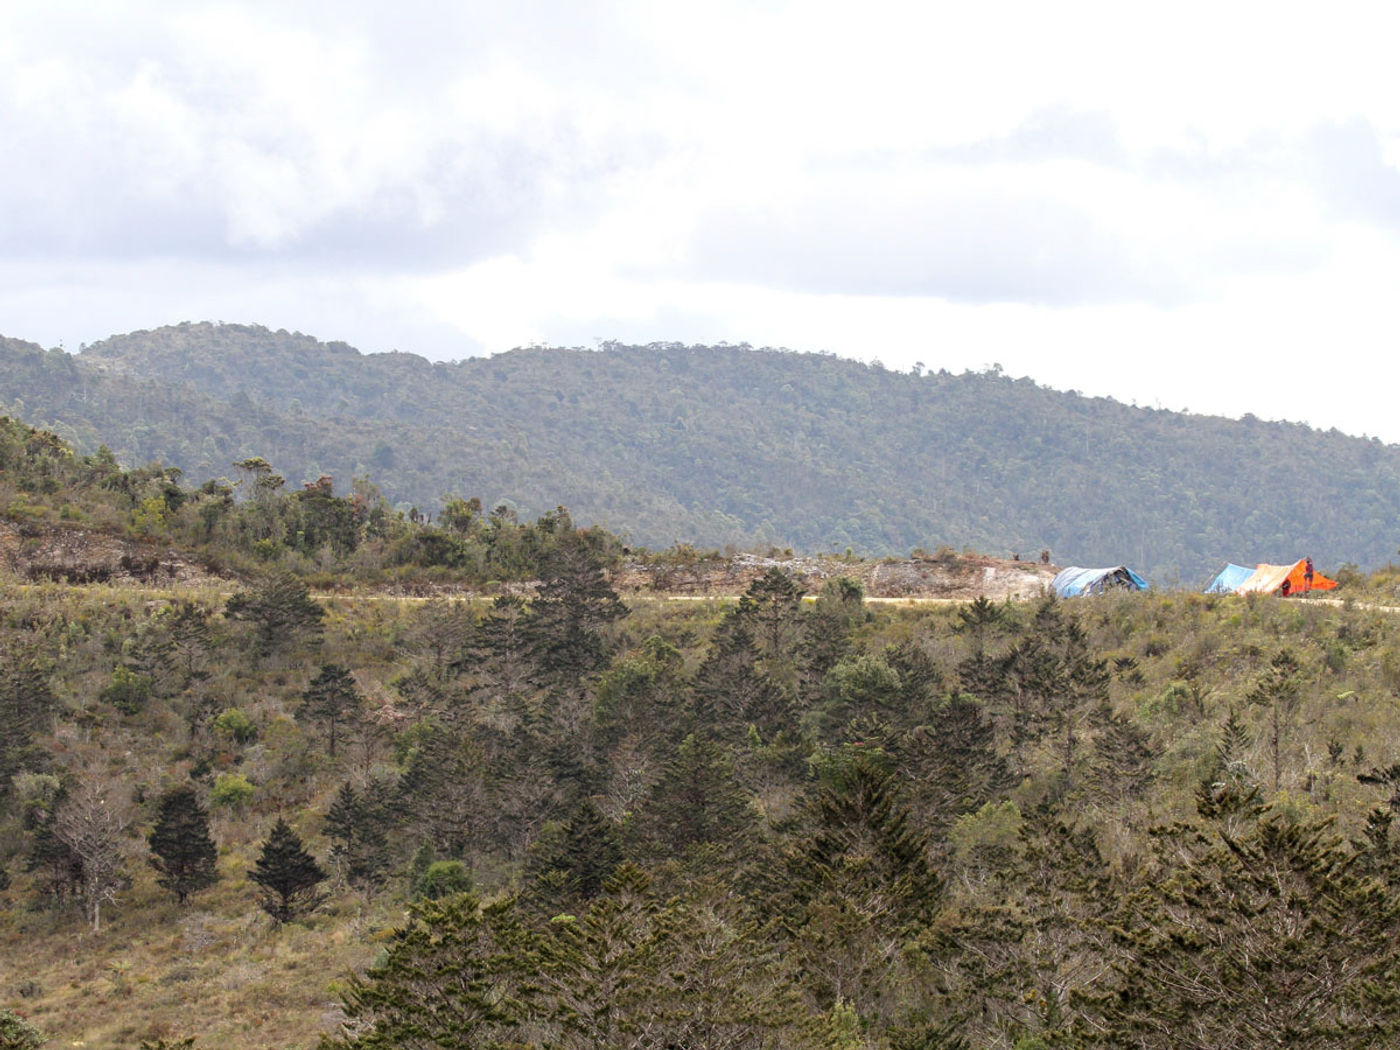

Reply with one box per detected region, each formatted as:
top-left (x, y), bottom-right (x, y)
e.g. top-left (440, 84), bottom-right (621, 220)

top-left (225, 571), bottom-right (324, 660)
top-left (249, 817), bottom-right (328, 924)
top-left (147, 786), bottom-right (218, 904)
top-left (525, 528), bottom-right (628, 690)
top-left (324, 782), bottom-right (391, 896)
top-left (642, 733), bottom-right (757, 859)
top-left (322, 892), bottom-right (532, 1050)
top-left (299, 664), bottom-right (362, 758)
top-left (1107, 813), bottom-right (1400, 1048)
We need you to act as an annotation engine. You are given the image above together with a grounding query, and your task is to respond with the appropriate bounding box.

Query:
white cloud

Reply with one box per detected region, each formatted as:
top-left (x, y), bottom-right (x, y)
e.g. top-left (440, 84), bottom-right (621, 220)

top-left (3, 0), bottom-right (1400, 440)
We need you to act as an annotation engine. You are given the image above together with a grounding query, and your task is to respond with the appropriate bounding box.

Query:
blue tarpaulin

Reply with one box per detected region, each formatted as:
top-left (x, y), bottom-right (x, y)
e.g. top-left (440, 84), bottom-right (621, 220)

top-left (1051, 566), bottom-right (1149, 597)
top-left (1205, 563), bottom-right (1257, 593)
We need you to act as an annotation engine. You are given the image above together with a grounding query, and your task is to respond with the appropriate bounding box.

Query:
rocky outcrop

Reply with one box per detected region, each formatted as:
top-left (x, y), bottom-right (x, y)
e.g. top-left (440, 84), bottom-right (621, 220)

top-left (0, 520), bottom-right (212, 585)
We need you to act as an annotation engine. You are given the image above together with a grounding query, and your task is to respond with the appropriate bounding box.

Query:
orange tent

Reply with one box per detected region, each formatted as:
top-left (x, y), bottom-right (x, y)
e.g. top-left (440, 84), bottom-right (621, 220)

top-left (1234, 559), bottom-right (1337, 596)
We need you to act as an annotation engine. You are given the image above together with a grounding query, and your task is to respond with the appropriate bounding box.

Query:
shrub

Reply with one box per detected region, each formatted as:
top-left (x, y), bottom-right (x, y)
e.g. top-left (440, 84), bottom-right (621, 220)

top-left (0, 1008), bottom-right (44, 1050)
top-left (415, 860), bottom-right (473, 900)
top-left (99, 666), bottom-right (153, 714)
top-left (209, 772), bottom-right (255, 810)
top-left (212, 707), bottom-right (256, 744)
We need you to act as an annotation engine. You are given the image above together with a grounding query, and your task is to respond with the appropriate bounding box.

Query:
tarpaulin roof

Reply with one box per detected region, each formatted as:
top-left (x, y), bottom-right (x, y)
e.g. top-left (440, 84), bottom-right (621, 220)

top-left (1233, 559), bottom-right (1337, 596)
top-left (1051, 565), bottom-right (1149, 597)
top-left (1205, 563), bottom-right (1258, 593)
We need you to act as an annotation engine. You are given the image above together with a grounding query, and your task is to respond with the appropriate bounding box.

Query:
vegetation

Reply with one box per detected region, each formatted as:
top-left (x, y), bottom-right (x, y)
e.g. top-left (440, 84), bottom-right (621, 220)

top-left (4, 323), bottom-right (1400, 579)
top-left (10, 403), bottom-right (1400, 1047)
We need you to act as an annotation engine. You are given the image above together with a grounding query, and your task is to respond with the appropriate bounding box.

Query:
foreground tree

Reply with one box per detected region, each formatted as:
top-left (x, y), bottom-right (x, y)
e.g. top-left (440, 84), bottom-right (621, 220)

top-left (147, 786), bottom-right (218, 904)
top-left (321, 892), bottom-right (532, 1049)
top-left (250, 817), bottom-right (328, 924)
top-left (1105, 810), bottom-right (1400, 1048)
top-left (0, 1008), bottom-right (44, 1050)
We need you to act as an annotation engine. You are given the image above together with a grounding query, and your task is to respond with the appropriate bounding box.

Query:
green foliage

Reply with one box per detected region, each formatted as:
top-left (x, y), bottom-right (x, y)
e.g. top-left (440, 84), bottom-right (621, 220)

top-left (0, 1009), bottom-right (44, 1050)
top-left (414, 860), bottom-right (474, 901)
top-left (99, 665), bottom-right (153, 714)
top-left (208, 772), bottom-right (255, 810)
top-left (299, 664), bottom-right (361, 757)
top-left (249, 816), bottom-right (328, 925)
top-left (147, 786), bottom-right (218, 904)
top-left (211, 707), bottom-right (256, 744)
top-left (9, 328), bottom-right (1400, 578)
top-left (224, 572), bottom-right (324, 660)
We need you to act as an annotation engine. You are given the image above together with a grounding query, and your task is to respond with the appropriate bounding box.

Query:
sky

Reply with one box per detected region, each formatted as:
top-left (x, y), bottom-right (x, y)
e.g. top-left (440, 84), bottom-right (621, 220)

top-left (3, 1), bottom-right (1400, 440)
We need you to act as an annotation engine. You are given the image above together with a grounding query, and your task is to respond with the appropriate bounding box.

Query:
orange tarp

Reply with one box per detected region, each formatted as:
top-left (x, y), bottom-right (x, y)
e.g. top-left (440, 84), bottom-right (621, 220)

top-left (1236, 560), bottom-right (1337, 596)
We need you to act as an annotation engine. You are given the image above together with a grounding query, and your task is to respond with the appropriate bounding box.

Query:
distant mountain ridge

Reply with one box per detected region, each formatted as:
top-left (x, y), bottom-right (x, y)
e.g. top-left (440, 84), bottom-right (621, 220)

top-left (2, 321), bottom-right (1397, 582)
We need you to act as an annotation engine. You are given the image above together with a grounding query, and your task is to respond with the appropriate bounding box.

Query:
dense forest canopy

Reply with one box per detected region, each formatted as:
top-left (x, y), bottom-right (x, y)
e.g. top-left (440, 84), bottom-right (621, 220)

top-left (2, 322), bottom-right (1398, 582)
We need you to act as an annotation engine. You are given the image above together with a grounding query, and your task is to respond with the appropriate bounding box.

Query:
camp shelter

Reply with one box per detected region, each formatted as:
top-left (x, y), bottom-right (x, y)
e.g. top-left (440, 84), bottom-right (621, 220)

top-left (1051, 566), bottom-right (1149, 597)
top-left (1205, 563), bottom-right (1257, 593)
top-left (1233, 559), bottom-right (1337, 596)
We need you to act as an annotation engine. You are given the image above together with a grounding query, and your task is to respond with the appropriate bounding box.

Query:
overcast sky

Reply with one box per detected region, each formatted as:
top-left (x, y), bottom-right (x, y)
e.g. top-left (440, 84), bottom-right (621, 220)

top-left (4, 1), bottom-right (1399, 440)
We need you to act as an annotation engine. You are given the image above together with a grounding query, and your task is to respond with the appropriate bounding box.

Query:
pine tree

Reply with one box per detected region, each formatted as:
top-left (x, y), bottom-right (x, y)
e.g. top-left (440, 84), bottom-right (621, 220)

top-left (225, 571), bottom-right (324, 660)
top-left (642, 733), bottom-right (756, 858)
top-left (0, 652), bottom-right (57, 803)
top-left (1247, 647), bottom-right (1302, 793)
top-left (692, 611), bottom-right (789, 740)
top-left (525, 798), bottom-right (623, 905)
top-left (249, 817), bottom-right (327, 924)
top-left (322, 892), bottom-right (532, 1049)
top-left (300, 664), bottom-right (362, 758)
top-left (1108, 813), bottom-right (1400, 1047)
top-left (525, 529), bottom-right (628, 690)
top-left (897, 694), bottom-right (1016, 834)
top-left (774, 751), bottom-right (942, 1026)
top-left (324, 782), bottom-right (391, 896)
top-left (147, 786), bottom-right (218, 904)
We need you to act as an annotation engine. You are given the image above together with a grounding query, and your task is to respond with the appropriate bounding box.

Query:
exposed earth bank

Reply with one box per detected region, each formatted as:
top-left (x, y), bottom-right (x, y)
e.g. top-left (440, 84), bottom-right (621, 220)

top-left (0, 520), bottom-right (1056, 602)
top-left (614, 550), bottom-right (1057, 602)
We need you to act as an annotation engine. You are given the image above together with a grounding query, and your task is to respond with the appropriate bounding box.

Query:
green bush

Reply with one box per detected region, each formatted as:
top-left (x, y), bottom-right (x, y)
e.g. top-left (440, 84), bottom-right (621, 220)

top-left (212, 707), bottom-right (257, 744)
top-left (99, 666), bottom-right (153, 714)
top-left (0, 1008), bottom-right (44, 1050)
top-left (209, 772), bottom-right (255, 810)
top-left (414, 860), bottom-right (473, 900)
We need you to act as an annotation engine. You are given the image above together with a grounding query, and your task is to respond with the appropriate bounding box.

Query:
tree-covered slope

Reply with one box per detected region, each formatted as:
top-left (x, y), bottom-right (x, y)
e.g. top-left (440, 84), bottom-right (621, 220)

top-left (3, 322), bottom-right (1398, 581)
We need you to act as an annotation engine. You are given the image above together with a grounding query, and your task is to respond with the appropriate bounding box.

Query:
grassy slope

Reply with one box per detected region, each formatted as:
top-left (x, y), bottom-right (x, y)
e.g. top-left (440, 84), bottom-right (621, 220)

top-left (4, 579), bottom-right (1400, 1047)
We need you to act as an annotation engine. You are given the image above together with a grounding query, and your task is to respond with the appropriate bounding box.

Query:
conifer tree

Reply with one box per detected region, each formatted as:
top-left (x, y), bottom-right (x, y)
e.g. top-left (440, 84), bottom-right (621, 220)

top-left (249, 817), bottom-right (327, 924)
top-left (324, 782), bottom-right (391, 896)
top-left (642, 733), bottom-right (756, 858)
top-left (525, 529), bottom-right (628, 690)
top-left (897, 693), bottom-right (1016, 833)
top-left (225, 571), bottom-right (324, 660)
top-left (322, 892), bottom-right (532, 1049)
top-left (525, 798), bottom-right (623, 904)
top-left (147, 786), bottom-right (218, 904)
top-left (299, 664), bottom-right (362, 758)
top-left (1108, 813), bottom-right (1400, 1048)
top-left (1247, 647), bottom-right (1303, 793)
top-left (774, 751), bottom-right (942, 1026)
top-left (0, 652), bottom-right (57, 803)
top-left (691, 611), bottom-right (789, 740)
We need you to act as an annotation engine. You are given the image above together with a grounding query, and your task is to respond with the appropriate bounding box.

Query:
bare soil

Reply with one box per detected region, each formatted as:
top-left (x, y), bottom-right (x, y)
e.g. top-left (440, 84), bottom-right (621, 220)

top-left (615, 551), bottom-right (1056, 602)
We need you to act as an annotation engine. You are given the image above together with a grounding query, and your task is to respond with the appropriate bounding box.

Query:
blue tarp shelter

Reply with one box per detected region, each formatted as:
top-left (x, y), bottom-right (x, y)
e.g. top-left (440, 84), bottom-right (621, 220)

top-left (1051, 565), bottom-right (1149, 597)
top-left (1205, 563), bottom-right (1257, 593)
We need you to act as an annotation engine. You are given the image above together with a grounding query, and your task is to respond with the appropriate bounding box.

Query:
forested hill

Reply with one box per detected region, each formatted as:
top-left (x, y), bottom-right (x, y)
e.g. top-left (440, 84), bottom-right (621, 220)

top-left (2, 321), bottom-right (1398, 582)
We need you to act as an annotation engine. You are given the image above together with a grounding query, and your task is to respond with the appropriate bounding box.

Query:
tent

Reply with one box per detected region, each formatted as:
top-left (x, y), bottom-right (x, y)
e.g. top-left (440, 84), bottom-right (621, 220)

top-left (1051, 565), bottom-right (1149, 597)
top-left (1205, 563), bottom-right (1257, 594)
top-left (1205, 559), bottom-right (1337, 596)
top-left (1232, 559), bottom-right (1337, 596)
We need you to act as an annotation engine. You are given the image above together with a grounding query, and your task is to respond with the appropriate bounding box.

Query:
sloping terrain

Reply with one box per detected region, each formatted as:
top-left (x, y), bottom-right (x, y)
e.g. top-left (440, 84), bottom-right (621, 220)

top-left (3, 322), bottom-right (1399, 581)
